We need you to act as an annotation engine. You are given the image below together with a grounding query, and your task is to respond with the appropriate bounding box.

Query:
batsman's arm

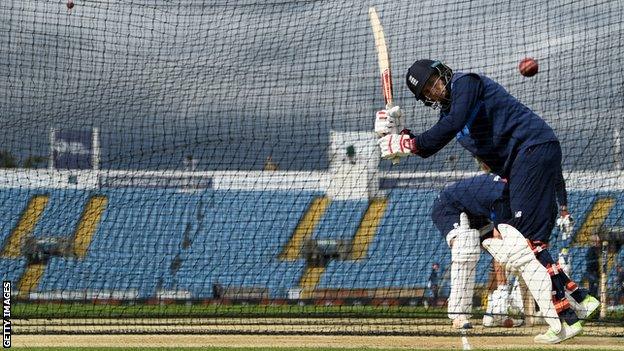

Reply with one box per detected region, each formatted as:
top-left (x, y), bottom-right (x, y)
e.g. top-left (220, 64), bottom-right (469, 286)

top-left (413, 75), bottom-right (483, 158)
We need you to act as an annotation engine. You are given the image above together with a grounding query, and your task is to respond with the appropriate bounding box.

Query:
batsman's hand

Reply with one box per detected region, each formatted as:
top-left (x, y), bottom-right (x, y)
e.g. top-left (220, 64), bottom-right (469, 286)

top-left (377, 132), bottom-right (416, 159)
top-left (374, 106), bottom-right (402, 136)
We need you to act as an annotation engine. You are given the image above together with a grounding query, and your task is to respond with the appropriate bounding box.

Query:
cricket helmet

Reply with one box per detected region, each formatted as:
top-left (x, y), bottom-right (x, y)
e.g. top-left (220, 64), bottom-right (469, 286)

top-left (405, 59), bottom-right (453, 108)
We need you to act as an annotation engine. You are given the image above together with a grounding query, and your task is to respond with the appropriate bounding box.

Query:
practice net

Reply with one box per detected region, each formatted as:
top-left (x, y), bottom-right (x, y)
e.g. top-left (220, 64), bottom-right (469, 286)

top-left (0, 0), bottom-right (623, 337)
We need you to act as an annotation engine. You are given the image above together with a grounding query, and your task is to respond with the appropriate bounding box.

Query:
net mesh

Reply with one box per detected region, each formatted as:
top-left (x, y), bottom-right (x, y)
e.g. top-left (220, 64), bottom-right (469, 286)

top-left (0, 0), bottom-right (622, 337)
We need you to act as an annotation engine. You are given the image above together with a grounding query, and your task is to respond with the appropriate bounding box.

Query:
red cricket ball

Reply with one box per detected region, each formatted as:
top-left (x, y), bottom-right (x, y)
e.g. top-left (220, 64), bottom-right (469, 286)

top-left (503, 317), bottom-right (515, 328)
top-left (519, 57), bottom-right (538, 77)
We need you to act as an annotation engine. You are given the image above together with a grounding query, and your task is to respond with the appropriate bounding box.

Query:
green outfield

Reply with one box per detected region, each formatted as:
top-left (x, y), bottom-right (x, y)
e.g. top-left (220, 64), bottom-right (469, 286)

top-left (13, 302), bottom-right (622, 321)
top-left (13, 302), bottom-right (446, 319)
top-left (4, 348), bottom-right (441, 351)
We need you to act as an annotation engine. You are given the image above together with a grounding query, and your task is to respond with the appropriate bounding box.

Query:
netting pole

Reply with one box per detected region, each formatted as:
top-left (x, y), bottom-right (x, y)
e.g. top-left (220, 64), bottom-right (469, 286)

top-left (48, 128), bottom-right (55, 170)
top-left (615, 129), bottom-right (622, 171)
top-left (92, 127), bottom-right (100, 171)
top-left (599, 241), bottom-right (608, 319)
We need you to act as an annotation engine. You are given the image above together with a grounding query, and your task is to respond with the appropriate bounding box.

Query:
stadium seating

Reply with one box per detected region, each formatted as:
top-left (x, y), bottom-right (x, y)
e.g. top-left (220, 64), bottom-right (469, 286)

top-left (0, 188), bottom-right (37, 245)
top-left (0, 187), bottom-right (621, 300)
top-left (318, 190), bottom-right (493, 290)
top-left (0, 189), bottom-right (36, 292)
top-left (35, 189), bottom-right (314, 298)
top-left (31, 190), bottom-right (90, 238)
top-left (172, 190), bottom-right (313, 298)
top-left (38, 188), bottom-right (189, 297)
top-left (0, 258), bottom-right (28, 285)
top-left (319, 190), bottom-right (443, 288)
top-left (312, 200), bottom-right (368, 240)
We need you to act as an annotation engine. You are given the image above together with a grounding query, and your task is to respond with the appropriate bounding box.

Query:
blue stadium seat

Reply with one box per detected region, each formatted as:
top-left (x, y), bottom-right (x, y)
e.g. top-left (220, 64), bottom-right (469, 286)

top-left (319, 190), bottom-right (452, 289)
top-left (13, 186), bottom-right (620, 300)
top-left (0, 258), bottom-right (27, 285)
top-left (38, 188), bottom-right (190, 297)
top-left (36, 188), bottom-right (315, 299)
top-left (0, 188), bottom-right (38, 245)
top-left (313, 200), bottom-right (368, 240)
top-left (171, 190), bottom-right (314, 298)
top-left (32, 190), bottom-right (90, 238)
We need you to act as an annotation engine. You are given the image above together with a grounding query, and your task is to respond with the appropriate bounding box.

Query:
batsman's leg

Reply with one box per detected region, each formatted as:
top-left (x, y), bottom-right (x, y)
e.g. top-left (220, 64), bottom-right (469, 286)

top-left (482, 224), bottom-right (562, 335)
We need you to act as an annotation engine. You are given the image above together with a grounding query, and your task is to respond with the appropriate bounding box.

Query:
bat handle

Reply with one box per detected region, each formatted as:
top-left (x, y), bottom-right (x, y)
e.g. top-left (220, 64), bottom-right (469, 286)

top-left (385, 102), bottom-right (402, 165)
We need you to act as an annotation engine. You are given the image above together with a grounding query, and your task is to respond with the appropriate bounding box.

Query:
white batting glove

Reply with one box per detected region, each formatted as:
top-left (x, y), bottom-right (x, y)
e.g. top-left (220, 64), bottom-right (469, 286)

top-left (377, 133), bottom-right (416, 159)
top-left (388, 105), bottom-right (402, 121)
top-left (374, 106), bottom-right (402, 136)
top-left (556, 214), bottom-right (574, 240)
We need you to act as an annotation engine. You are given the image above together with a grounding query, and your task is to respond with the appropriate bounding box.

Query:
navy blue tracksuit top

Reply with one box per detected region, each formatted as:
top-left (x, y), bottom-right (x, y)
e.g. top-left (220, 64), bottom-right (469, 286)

top-left (414, 73), bottom-right (558, 178)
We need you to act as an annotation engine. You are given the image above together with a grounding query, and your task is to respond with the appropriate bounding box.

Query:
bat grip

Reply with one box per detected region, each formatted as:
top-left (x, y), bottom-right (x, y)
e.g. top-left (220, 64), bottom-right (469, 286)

top-left (385, 102), bottom-right (402, 165)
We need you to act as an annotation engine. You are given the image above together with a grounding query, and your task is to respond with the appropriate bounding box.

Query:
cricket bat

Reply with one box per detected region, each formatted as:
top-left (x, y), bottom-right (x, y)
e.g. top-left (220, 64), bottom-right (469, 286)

top-left (369, 7), bottom-right (402, 165)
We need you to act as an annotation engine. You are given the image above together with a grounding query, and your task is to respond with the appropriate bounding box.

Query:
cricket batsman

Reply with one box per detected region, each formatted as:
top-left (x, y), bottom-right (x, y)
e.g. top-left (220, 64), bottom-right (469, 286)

top-left (431, 173), bottom-right (598, 330)
top-left (374, 59), bottom-right (599, 343)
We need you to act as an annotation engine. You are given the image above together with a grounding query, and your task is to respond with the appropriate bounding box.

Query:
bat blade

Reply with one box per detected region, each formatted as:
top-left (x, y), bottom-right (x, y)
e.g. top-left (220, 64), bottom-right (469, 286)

top-left (369, 7), bottom-right (393, 109)
top-left (369, 7), bottom-right (400, 165)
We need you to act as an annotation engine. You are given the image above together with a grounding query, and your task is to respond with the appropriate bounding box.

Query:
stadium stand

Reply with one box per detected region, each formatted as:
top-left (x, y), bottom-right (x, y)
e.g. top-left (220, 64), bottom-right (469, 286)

top-left (0, 189), bottom-right (35, 251)
top-left (34, 189), bottom-right (314, 299)
top-left (0, 258), bottom-right (27, 285)
top-left (312, 200), bottom-right (369, 241)
top-left (31, 190), bottom-right (89, 238)
top-left (0, 187), bottom-right (620, 300)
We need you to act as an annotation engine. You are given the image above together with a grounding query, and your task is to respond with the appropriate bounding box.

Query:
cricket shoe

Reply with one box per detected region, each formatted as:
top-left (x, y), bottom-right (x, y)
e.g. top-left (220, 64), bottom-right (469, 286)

top-left (534, 321), bottom-right (583, 344)
top-left (482, 314), bottom-right (524, 328)
top-left (452, 316), bottom-right (473, 329)
top-left (575, 295), bottom-right (600, 320)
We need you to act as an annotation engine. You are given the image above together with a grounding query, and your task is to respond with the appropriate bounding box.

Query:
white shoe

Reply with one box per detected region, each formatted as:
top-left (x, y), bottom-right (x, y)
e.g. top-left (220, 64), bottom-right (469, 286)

top-left (452, 316), bottom-right (473, 329)
top-left (534, 321), bottom-right (582, 344)
top-left (576, 295), bottom-right (600, 320)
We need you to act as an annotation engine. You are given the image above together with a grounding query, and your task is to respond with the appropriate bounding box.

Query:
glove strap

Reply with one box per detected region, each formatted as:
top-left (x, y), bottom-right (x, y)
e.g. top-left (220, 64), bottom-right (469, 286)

top-left (399, 130), bottom-right (418, 154)
top-left (400, 128), bottom-right (414, 137)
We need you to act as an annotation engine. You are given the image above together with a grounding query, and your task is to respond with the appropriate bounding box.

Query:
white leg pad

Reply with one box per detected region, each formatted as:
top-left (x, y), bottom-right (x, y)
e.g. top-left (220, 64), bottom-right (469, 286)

top-left (484, 291), bottom-right (494, 314)
top-left (446, 213), bottom-right (481, 321)
top-left (448, 259), bottom-right (477, 320)
top-left (509, 277), bottom-right (525, 314)
top-left (482, 224), bottom-right (561, 333)
top-left (446, 213), bottom-right (481, 319)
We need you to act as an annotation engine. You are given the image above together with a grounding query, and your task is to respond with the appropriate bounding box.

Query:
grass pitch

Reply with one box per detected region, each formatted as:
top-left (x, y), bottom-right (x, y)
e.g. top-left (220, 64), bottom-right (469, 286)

top-left (13, 302), bottom-right (446, 319)
top-left (7, 349), bottom-right (610, 351)
top-left (12, 302), bottom-right (623, 320)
